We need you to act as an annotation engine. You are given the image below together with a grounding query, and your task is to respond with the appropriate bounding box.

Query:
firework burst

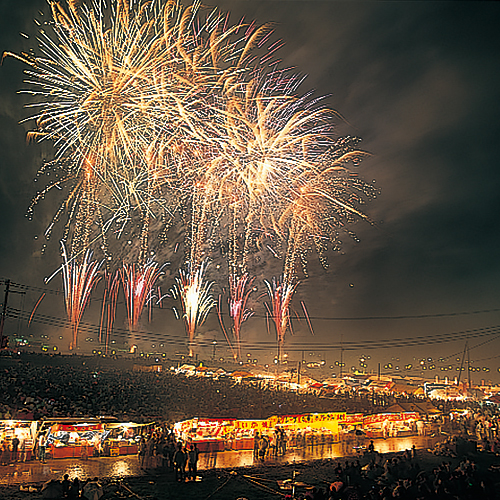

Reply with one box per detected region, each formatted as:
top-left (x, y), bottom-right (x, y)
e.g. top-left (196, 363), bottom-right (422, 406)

top-left (5, 0), bottom-right (379, 358)
top-left (217, 272), bottom-right (255, 360)
top-left (171, 261), bottom-right (215, 357)
top-left (120, 261), bottom-right (165, 344)
top-left (60, 242), bottom-right (103, 350)
top-left (264, 275), bottom-right (297, 363)
top-left (5, 0), bottom-right (278, 262)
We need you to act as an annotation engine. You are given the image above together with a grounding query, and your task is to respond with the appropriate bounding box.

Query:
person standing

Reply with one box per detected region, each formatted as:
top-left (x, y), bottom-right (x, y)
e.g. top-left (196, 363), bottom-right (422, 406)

top-left (188, 443), bottom-right (199, 481)
top-left (19, 439), bottom-right (26, 462)
top-left (61, 474), bottom-right (71, 498)
top-left (253, 432), bottom-right (260, 459)
top-left (144, 436), bottom-right (154, 469)
top-left (164, 439), bottom-right (175, 470)
top-left (11, 435), bottom-right (19, 462)
top-left (258, 434), bottom-right (269, 461)
top-left (138, 437), bottom-right (146, 468)
top-left (0, 441), bottom-right (9, 465)
top-left (67, 478), bottom-right (80, 500)
top-left (279, 429), bottom-right (287, 455)
top-left (273, 429), bottom-right (280, 457)
top-left (38, 433), bottom-right (47, 463)
top-left (173, 443), bottom-right (187, 482)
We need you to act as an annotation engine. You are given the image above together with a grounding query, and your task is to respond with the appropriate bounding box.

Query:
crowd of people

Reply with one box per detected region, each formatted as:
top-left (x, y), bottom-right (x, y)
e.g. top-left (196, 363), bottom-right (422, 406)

top-left (28, 442), bottom-right (500, 499)
top-left (0, 353), bottom-right (484, 423)
top-left (37, 475), bottom-right (104, 500)
top-left (287, 451), bottom-right (497, 500)
top-left (136, 425), bottom-right (200, 482)
top-left (0, 355), bottom-right (328, 422)
top-left (1, 353), bottom-right (500, 499)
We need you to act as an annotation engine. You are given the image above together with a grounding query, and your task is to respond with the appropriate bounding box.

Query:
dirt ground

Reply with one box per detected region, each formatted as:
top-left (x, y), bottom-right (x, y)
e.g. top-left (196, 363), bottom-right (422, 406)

top-left (2, 448), bottom-right (500, 500)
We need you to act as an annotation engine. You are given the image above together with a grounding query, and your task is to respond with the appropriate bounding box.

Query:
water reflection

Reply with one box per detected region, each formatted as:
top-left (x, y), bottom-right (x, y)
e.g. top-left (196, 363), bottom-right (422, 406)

top-left (0, 436), bottom-right (436, 486)
top-left (109, 460), bottom-right (134, 477)
top-left (198, 436), bottom-right (434, 470)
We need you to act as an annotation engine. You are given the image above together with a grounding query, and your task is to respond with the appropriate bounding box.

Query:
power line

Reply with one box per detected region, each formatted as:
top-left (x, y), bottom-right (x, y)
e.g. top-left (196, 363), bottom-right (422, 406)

top-left (2, 278), bottom-right (500, 322)
top-left (7, 306), bottom-right (500, 352)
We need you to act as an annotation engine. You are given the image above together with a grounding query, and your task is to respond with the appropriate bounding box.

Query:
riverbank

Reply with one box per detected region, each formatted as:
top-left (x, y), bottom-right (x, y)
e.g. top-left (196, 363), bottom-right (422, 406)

top-left (2, 446), bottom-right (500, 500)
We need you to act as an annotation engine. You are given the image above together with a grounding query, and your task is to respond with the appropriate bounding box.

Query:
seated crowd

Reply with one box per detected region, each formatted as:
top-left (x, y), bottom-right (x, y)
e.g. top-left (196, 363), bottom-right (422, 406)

top-left (0, 354), bottom-right (483, 423)
top-left (291, 452), bottom-right (497, 500)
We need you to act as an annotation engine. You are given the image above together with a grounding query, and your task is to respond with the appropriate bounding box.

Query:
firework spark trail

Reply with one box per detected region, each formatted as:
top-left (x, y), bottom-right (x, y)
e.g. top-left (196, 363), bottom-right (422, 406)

top-left (228, 273), bottom-right (255, 360)
top-left (193, 77), bottom-right (376, 279)
top-left (5, 0), bottom-right (379, 357)
top-left (171, 261), bottom-right (215, 357)
top-left (120, 261), bottom-right (164, 342)
top-left (100, 270), bottom-right (120, 354)
top-left (5, 0), bottom-right (280, 261)
top-left (300, 300), bottom-right (315, 336)
top-left (264, 275), bottom-right (297, 362)
top-left (216, 294), bottom-right (237, 361)
top-left (278, 137), bottom-right (376, 277)
top-left (28, 293), bottom-right (46, 328)
top-left (60, 242), bottom-right (103, 350)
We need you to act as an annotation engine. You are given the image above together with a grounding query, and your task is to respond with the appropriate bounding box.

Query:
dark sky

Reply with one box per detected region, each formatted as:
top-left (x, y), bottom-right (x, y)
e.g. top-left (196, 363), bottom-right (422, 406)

top-left (1, 0), bottom-right (500, 381)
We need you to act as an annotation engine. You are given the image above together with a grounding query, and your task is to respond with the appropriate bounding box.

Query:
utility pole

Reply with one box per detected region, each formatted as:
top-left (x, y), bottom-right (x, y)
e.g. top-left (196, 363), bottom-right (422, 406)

top-left (457, 340), bottom-right (467, 391)
top-left (0, 280), bottom-right (10, 349)
top-left (467, 343), bottom-right (471, 393)
top-left (340, 334), bottom-right (344, 377)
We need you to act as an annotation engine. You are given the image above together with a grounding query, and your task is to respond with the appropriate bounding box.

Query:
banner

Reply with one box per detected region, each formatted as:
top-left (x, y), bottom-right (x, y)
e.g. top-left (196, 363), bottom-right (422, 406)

top-left (51, 423), bottom-right (104, 432)
top-left (363, 412), bottom-right (418, 426)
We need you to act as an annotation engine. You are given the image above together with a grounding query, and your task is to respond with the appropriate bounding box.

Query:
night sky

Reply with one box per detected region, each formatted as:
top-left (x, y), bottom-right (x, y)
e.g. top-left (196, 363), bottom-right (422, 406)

top-left (1, 0), bottom-right (500, 382)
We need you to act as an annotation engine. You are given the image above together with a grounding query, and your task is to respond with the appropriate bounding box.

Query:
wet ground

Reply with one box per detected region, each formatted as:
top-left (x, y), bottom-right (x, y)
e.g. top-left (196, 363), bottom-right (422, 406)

top-left (0, 435), bottom-right (440, 486)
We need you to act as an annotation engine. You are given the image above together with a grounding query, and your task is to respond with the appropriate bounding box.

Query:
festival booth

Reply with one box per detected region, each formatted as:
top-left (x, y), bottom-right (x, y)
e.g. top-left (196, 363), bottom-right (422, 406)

top-left (362, 412), bottom-right (419, 438)
top-left (0, 420), bottom-right (36, 460)
top-left (339, 413), bottom-right (364, 435)
top-left (337, 413), bottom-right (367, 451)
top-left (174, 418), bottom-right (230, 452)
top-left (45, 421), bottom-right (109, 459)
top-left (36, 419), bottom-right (153, 459)
top-left (105, 422), bottom-right (151, 456)
top-left (174, 412), bottom-right (346, 452)
top-left (39, 417), bottom-right (143, 458)
top-left (271, 413), bottom-right (345, 448)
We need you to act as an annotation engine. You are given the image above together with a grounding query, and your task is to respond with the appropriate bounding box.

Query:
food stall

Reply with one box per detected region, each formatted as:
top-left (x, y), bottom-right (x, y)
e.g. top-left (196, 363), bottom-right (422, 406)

top-left (362, 412), bottom-right (418, 438)
top-left (174, 412), bottom-right (346, 451)
top-left (45, 421), bottom-right (108, 459)
top-left (0, 420), bottom-right (36, 461)
top-left (37, 417), bottom-right (142, 458)
top-left (105, 422), bottom-right (154, 456)
top-left (339, 413), bottom-right (365, 439)
top-left (174, 418), bottom-right (230, 452)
